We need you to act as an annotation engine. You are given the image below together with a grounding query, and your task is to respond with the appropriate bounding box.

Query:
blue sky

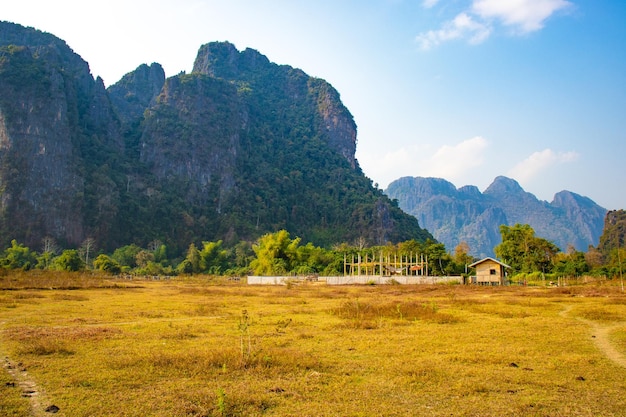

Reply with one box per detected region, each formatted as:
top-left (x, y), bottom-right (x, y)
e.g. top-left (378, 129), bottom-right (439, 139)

top-left (3, 0), bottom-right (625, 210)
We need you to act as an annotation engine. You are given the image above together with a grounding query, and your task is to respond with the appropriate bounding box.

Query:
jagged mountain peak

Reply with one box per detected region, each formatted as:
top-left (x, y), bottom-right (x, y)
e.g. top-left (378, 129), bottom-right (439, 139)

top-left (107, 62), bottom-right (165, 126)
top-left (386, 176), bottom-right (607, 257)
top-left (458, 185), bottom-right (482, 198)
top-left (390, 176), bottom-right (458, 197)
top-left (552, 190), bottom-right (597, 209)
top-left (484, 176), bottom-right (525, 196)
top-left (0, 22), bottom-right (431, 251)
top-left (192, 41), bottom-right (271, 78)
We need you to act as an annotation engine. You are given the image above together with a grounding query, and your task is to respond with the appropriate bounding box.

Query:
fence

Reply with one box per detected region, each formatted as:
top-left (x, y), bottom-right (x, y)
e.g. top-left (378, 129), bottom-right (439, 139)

top-left (246, 275), bottom-right (461, 285)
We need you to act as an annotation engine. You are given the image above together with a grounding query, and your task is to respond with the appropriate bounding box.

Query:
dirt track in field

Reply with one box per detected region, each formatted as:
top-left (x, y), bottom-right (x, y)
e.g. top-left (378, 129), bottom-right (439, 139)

top-left (1, 321), bottom-right (63, 416)
top-left (560, 305), bottom-right (626, 369)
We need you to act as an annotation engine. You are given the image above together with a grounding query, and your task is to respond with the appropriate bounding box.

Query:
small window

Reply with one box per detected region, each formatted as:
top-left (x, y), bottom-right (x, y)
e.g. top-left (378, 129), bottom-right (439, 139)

top-left (489, 269), bottom-right (497, 275)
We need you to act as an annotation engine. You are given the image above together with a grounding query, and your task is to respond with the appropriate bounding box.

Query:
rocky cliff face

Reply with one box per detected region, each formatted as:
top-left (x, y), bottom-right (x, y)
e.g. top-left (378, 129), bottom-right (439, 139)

top-left (386, 176), bottom-right (607, 257)
top-left (598, 210), bottom-right (626, 256)
top-left (0, 22), bottom-right (122, 248)
top-left (140, 73), bottom-right (241, 206)
top-left (0, 22), bottom-right (431, 252)
top-left (107, 63), bottom-right (165, 127)
top-left (192, 42), bottom-right (357, 168)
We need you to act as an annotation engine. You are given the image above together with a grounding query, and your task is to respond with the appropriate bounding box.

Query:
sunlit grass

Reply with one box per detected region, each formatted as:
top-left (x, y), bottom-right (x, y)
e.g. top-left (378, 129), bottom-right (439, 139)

top-left (1, 274), bottom-right (625, 416)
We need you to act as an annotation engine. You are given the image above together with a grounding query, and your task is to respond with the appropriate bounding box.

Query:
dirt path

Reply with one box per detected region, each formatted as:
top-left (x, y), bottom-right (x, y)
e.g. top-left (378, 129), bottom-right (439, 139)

top-left (560, 305), bottom-right (626, 369)
top-left (0, 315), bottom-right (227, 416)
top-left (1, 322), bottom-right (63, 416)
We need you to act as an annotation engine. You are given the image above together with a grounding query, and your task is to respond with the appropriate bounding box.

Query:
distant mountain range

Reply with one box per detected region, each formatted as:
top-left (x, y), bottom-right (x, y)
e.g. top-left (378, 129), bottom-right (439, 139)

top-left (385, 176), bottom-right (607, 258)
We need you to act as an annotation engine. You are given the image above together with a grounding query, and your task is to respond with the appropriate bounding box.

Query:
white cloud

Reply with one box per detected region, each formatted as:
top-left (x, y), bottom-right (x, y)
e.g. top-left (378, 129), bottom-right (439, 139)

top-left (424, 136), bottom-right (489, 179)
top-left (361, 136), bottom-right (489, 187)
top-left (472, 0), bottom-right (572, 33)
top-left (416, 12), bottom-right (491, 50)
top-left (507, 149), bottom-right (579, 184)
top-left (422, 0), bottom-right (441, 8)
top-left (416, 0), bottom-right (571, 49)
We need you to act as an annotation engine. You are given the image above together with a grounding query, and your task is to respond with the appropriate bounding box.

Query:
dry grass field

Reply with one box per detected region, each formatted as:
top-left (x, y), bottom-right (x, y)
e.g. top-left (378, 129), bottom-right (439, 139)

top-left (1, 272), bottom-right (625, 416)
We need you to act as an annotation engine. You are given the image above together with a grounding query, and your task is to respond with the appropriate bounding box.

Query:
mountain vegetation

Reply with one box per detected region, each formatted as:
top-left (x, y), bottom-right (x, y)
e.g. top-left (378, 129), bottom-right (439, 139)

top-left (1, 22), bottom-right (621, 282)
top-left (595, 210), bottom-right (626, 277)
top-left (0, 21), bottom-right (431, 257)
top-left (386, 176), bottom-right (607, 258)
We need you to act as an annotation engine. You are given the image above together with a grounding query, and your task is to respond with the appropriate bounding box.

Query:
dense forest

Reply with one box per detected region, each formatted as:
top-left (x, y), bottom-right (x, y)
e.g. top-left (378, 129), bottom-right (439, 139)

top-left (0, 22), bottom-right (431, 256)
top-left (1, 210), bottom-right (624, 280)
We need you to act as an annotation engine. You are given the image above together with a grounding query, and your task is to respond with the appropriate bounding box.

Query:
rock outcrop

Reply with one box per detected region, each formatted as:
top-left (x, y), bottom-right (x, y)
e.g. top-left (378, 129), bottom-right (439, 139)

top-left (0, 22), bottom-right (122, 248)
top-left (0, 22), bottom-right (431, 252)
top-left (386, 176), bottom-right (607, 257)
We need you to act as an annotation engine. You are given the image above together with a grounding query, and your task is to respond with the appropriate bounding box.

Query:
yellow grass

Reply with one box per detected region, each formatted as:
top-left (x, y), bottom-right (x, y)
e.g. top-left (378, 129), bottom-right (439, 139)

top-left (1, 273), bottom-right (625, 416)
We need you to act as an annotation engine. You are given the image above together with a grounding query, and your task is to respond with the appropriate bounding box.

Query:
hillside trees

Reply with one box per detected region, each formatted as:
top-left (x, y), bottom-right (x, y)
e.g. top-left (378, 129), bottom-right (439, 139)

top-left (1, 240), bottom-right (36, 270)
top-left (248, 230), bottom-right (344, 276)
top-left (54, 249), bottom-right (85, 271)
top-left (249, 230), bottom-right (303, 275)
top-left (552, 246), bottom-right (590, 277)
top-left (177, 240), bottom-right (230, 275)
top-left (2, 222), bottom-right (624, 280)
top-left (494, 224), bottom-right (559, 274)
top-left (93, 254), bottom-right (121, 274)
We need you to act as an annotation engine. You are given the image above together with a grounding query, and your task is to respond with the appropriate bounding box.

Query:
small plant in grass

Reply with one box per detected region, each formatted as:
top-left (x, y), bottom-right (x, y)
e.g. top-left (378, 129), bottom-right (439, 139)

top-left (216, 387), bottom-right (227, 416)
top-left (238, 309), bottom-right (252, 367)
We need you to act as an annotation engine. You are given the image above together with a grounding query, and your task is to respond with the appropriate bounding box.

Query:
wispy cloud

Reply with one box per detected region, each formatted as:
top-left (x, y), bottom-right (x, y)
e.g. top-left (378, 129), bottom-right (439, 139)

top-left (416, 0), bottom-right (572, 49)
top-left (416, 12), bottom-right (491, 50)
top-left (424, 136), bottom-right (489, 179)
top-left (473, 0), bottom-right (572, 33)
top-left (422, 0), bottom-right (441, 9)
top-left (362, 136), bottom-right (489, 187)
top-left (507, 149), bottom-right (579, 184)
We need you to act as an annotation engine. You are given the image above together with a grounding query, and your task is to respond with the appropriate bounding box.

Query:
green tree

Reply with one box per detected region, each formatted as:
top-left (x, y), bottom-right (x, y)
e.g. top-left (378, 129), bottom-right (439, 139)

top-left (177, 243), bottom-right (201, 274)
top-left (230, 241), bottom-right (254, 270)
top-left (422, 240), bottom-right (451, 276)
top-left (494, 224), bottom-right (559, 274)
top-left (112, 244), bottom-right (142, 269)
top-left (250, 230), bottom-right (300, 275)
top-left (552, 247), bottom-right (589, 277)
top-left (605, 247), bottom-right (626, 279)
top-left (1, 240), bottom-right (36, 270)
top-left (54, 249), bottom-right (85, 271)
top-left (199, 240), bottom-right (229, 274)
top-left (153, 244), bottom-right (169, 265)
top-left (293, 242), bottom-right (334, 274)
top-left (93, 254), bottom-right (122, 274)
top-left (36, 251), bottom-right (55, 270)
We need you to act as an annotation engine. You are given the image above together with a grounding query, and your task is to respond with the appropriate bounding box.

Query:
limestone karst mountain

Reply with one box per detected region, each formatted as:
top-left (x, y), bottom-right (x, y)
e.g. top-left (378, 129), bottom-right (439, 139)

top-left (0, 21), bottom-right (431, 253)
top-left (386, 176), bottom-right (607, 257)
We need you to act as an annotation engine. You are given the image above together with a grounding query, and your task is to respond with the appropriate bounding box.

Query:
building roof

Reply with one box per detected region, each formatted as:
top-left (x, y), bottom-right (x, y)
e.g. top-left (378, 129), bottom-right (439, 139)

top-left (469, 257), bottom-right (511, 269)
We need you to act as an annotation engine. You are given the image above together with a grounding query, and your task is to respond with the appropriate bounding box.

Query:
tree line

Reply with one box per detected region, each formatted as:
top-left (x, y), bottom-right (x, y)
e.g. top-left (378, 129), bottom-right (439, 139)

top-left (1, 224), bottom-right (623, 280)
